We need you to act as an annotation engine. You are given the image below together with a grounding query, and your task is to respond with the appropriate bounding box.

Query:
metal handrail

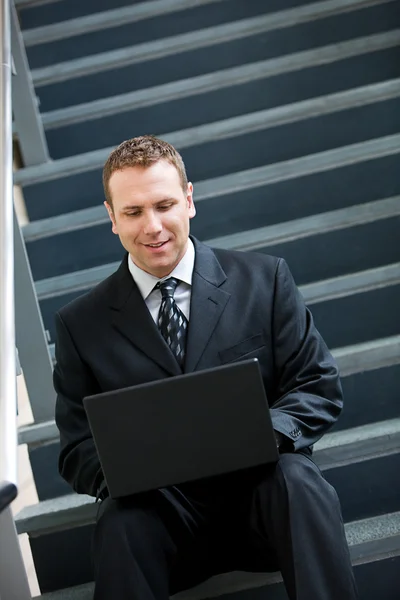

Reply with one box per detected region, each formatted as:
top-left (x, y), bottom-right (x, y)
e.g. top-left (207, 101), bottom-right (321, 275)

top-left (0, 0), bottom-right (18, 507)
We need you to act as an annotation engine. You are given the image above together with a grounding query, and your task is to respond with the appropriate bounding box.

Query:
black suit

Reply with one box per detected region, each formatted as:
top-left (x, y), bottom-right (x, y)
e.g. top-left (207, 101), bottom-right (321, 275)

top-left (54, 238), bottom-right (358, 600)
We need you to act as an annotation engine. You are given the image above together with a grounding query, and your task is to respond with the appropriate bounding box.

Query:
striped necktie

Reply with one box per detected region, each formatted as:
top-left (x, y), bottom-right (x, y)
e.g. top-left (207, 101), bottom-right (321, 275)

top-left (156, 278), bottom-right (188, 368)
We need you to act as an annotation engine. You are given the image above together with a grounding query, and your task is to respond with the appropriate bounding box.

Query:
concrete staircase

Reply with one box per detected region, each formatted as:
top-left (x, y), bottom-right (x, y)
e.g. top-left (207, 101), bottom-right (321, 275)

top-left (14, 0), bottom-right (400, 597)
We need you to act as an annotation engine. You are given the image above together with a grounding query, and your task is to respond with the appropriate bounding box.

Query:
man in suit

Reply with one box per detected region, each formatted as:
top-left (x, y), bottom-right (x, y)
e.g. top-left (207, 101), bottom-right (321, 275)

top-left (54, 135), bottom-right (358, 600)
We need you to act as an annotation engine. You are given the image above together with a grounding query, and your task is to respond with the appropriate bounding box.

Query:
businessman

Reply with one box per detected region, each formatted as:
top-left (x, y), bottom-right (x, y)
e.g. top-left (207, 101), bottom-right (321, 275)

top-left (54, 135), bottom-right (358, 600)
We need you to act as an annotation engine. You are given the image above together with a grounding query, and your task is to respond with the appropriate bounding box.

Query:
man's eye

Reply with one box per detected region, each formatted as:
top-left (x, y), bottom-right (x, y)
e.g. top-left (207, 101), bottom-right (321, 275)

top-left (126, 212), bottom-right (140, 217)
top-left (158, 204), bottom-right (172, 211)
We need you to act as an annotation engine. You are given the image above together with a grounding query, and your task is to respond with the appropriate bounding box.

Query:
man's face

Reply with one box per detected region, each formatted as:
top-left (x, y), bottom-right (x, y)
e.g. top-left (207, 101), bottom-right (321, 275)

top-left (105, 160), bottom-right (196, 278)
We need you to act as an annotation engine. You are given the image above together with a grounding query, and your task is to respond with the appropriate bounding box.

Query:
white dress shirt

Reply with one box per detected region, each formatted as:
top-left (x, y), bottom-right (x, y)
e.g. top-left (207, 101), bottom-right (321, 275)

top-left (128, 238), bottom-right (195, 323)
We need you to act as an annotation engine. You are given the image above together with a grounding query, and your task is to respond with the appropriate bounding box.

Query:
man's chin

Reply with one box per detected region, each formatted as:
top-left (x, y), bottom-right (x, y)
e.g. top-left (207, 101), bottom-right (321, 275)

top-left (143, 257), bottom-right (174, 278)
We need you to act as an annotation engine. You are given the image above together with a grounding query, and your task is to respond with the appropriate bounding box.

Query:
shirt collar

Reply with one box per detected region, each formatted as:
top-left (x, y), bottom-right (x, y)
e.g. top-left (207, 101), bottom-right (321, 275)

top-left (128, 238), bottom-right (195, 300)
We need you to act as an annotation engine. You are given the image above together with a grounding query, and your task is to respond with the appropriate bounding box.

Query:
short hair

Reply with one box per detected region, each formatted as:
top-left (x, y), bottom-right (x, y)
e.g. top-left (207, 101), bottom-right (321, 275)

top-left (103, 135), bottom-right (188, 207)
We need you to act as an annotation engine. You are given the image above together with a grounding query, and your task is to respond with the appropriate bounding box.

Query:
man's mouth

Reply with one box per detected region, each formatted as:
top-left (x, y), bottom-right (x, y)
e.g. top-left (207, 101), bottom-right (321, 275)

top-left (145, 241), bottom-right (168, 248)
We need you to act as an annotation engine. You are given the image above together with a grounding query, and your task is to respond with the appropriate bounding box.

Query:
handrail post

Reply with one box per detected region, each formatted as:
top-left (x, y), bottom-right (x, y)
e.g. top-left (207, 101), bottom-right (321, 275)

top-left (11, 0), bottom-right (49, 165)
top-left (0, 0), bottom-right (17, 489)
top-left (0, 0), bottom-right (32, 598)
top-left (11, 0), bottom-right (55, 423)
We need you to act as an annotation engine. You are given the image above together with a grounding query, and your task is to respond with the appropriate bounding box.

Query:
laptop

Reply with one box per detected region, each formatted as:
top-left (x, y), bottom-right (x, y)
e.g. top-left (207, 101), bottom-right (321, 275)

top-left (83, 358), bottom-right (278, 498)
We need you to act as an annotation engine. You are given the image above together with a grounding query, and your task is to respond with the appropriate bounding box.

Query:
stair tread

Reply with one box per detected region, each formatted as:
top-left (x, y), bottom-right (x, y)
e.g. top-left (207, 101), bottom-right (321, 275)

top-left (32, 28), bottom-right (400, 131)
top-left (23, 0), bottom-right (238, 47)
top-left (36, 77), bottom-right (400, 161)
top-left (16, 418), bottom-right (400, 534)
top-left (32, 199), bottom-right (400, 299)
top-left (33, 511), bottom-right (400, 598)
top-left (30, 0), bottom-right (392, 86)
top-left (19, 336), bottom-right (400, 446)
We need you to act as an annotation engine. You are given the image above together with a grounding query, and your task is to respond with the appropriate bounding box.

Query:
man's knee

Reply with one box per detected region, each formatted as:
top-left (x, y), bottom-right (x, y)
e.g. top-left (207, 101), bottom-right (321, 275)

top-left (95, 496), bottom-right (171, 554)
top-left (259, 452), bottom-right (338, 503)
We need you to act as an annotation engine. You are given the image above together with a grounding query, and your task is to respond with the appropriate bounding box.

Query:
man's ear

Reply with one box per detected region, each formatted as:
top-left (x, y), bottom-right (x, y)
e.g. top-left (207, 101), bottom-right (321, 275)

top-left (187, 183), bottom-right (196, 219)
top-left (104, 201), bottom-right (118, 235)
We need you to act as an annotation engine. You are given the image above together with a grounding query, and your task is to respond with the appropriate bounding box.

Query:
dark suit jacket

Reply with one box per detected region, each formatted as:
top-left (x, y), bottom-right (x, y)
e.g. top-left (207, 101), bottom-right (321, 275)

top-left (54, 237), bottom-right (343, 498)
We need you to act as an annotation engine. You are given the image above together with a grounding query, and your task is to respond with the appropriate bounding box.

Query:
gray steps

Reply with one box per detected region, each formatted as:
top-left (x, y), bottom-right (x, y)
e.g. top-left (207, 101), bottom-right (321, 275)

top-left (18, 0), bottom-right (170, 28)
top-left (20, 0), bottom-right (311, 31)
top-left (21, 335), bottom-right (400, 502)
top-left (16, 422), bottom-right (400, 593)
top-left (18, 337), bottom-right (400, 446)
top-left (29, 1), bottom-right (400, 115)
top-left (46, 77), bottom-right (400, 160)
top-left (22, 135), bottom-right (400, 277)
top-left (14, 1), bottom-right (400, 596)
top-left (24, 0), bottom-right (270, 69)
top-left (31, 510), bottom-right (400, 599)
top-left (38, 256), bottom-right (400, 346)
top-left (35, 205), bottom-right (400, 341)
top-left (309, 282), bottom-right (400, 348)
top-left (22, 148), bottom-right (400, 278)
top-left (17, 112), bottom-right (400, 223)
top-left (39, 40), bottom-right (400, 133)
top-left (30, 0), bottom-right (361, 79)
top-left (28, 182), bottom-right (400, 280)
top-left (15, 419), bottom-right (400, 533)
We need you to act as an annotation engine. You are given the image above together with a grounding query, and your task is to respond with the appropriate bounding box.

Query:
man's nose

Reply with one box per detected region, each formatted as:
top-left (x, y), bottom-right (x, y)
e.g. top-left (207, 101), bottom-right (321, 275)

top-left (143, 211), bottom-right (162, 235)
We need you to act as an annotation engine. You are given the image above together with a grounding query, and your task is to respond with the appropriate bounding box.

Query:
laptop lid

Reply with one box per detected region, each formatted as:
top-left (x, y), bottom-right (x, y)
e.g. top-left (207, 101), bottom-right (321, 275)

top-left (83, 358), bottom-right (278, 498)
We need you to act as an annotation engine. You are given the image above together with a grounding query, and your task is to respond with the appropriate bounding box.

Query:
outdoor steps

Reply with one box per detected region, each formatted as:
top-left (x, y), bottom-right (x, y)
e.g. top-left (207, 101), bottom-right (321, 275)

top-left (16, 421), bottom-right (400, 593)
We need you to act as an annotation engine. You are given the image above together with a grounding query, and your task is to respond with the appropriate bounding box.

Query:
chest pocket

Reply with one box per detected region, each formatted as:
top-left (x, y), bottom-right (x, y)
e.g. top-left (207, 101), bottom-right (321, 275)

top-left (219, 333), bottom-right (266, 364)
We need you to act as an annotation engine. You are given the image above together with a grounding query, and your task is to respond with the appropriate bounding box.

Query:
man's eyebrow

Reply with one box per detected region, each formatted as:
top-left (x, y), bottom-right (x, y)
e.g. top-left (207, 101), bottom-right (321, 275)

top-left (120, 198), bottom-right (176, 211)
top-left (154, 197), bottom-right (177, 205)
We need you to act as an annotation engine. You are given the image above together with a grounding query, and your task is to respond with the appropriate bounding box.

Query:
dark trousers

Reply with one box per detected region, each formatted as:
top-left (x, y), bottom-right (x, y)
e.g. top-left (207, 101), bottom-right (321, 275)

top-left (92, 452), bottom-right (358, 600)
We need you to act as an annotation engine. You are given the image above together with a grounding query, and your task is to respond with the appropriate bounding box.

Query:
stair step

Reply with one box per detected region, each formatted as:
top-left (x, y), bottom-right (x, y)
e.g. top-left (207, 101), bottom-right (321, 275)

top-left (16, 418), bottom-right (400, 534)
top-left (32, 511), bottom-right (400, 599)
top-left (22, 148), bottom-right (400, 266)
top-left (18, 0), bottom-right (176, 28)
top-left (18, 338), bottom-right (400, 446)
top-left (38, 219), bottom-right (400, 342)
top-left (310, 282), bottom-right (400, 349)
top-left (29, 0), bottom-right (366, 75)
top-left (37, 43), bottom-right (400, 137)
top-left (32, 32), bottom-right (400, 138)
top-left (18, 0), bottom-right (315, 31)
top-left (17, 119), bottom-right (400, 217)
top-left (31, 194), bottom-right (399, 302)
top-left (29, 9), bottom-right (400, 114)
top-left (24, 0), bottom-right (269, 67)
top-left (45, 77), bottom-right (400, 160)
top-left (39, 225), bottom-right (400, 340)
top-left (22, 362), bottom-right (400, 501)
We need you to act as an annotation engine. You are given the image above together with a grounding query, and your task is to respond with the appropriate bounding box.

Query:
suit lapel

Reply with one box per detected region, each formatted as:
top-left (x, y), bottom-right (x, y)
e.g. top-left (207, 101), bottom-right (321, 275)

top-left (108, 256), bottom-right (181, 376)
top-left (185, 239), bottom-right (230, 372)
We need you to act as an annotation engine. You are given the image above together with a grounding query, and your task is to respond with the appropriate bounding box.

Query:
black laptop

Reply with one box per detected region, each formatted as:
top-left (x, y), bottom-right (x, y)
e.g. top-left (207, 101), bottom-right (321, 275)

top-left (83, 358), bottom-right (278, 498)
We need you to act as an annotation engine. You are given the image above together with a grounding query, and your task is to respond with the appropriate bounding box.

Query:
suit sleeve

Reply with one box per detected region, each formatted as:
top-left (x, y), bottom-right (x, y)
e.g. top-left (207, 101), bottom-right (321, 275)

top-left (269, 258), bottom-right (343, 450)
top-left (54, 311), bottom-right (104, 497)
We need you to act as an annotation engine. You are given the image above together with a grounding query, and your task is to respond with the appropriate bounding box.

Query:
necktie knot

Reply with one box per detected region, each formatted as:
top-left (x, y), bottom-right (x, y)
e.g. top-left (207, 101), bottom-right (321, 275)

top-left (157, 277), bottom-right (179, 299)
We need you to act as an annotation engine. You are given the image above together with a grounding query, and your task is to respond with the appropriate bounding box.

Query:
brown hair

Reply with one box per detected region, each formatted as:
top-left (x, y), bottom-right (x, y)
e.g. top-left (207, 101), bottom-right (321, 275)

top-left (103, 135), bottom-right (188, 208)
